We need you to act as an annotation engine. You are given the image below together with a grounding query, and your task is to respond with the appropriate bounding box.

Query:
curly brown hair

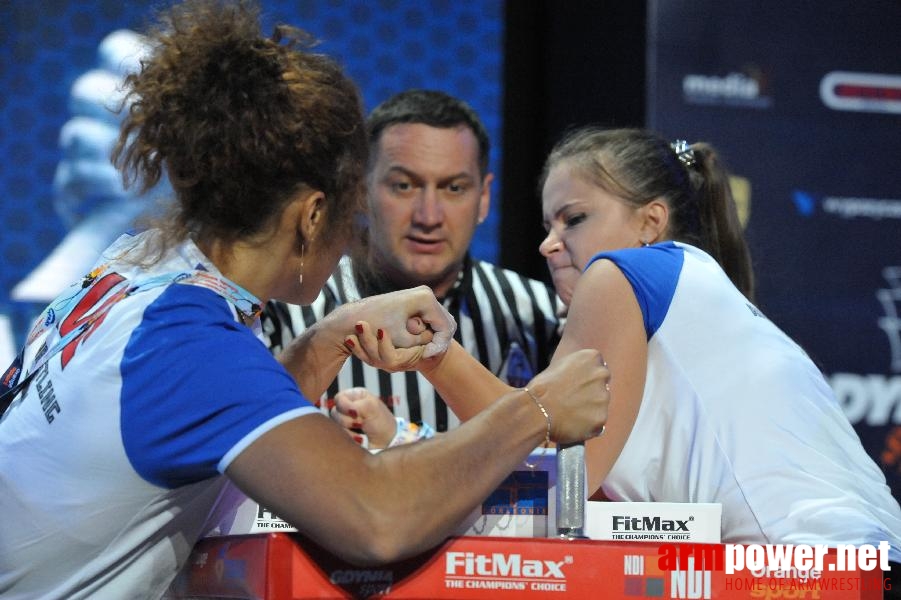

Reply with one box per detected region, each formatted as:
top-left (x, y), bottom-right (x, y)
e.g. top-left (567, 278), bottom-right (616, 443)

top-left (112, 0), bottom-right (367, 259)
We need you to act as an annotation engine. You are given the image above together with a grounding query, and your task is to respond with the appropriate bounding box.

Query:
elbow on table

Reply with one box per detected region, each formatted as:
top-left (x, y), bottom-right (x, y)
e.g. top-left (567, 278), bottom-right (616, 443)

top-left (330, 520), bottom-right (428, 567)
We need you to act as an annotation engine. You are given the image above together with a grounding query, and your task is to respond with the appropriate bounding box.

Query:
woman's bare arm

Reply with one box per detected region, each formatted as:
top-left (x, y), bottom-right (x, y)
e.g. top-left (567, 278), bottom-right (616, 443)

top-left (417, 341), bottom-right (514, 421)
top-left (554, 258), bottom-right (648, 495)
top-left (226, 348), bottom-right (609, 565)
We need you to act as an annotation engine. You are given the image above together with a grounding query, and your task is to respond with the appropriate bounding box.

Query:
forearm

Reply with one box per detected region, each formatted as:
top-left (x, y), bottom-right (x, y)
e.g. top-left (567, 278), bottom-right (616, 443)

top-left (419, 341), bottom-right (514, 421)
top-left (230, 344), bottom-right (609, 566)
top-left (277, 308), bottom-right (353, 399)
top-left (353, 388), bottom-right (546, 561)
top-left (229, 390), bottom-right (546, 565)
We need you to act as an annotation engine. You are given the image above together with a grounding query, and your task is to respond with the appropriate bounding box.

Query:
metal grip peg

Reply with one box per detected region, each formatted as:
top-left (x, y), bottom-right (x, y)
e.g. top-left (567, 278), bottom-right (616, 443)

top-left (556, 441), bottom-right (588, 538)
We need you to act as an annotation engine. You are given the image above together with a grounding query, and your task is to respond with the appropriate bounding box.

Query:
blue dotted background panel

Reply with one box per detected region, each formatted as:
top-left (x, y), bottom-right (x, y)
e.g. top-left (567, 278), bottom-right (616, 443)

top-left (0, 0), bottom-right (503, 342)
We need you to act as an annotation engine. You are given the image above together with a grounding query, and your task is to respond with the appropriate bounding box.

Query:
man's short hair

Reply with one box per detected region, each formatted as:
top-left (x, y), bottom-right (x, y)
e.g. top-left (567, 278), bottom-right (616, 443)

top-left (366, 89), bottom-right (490, 176)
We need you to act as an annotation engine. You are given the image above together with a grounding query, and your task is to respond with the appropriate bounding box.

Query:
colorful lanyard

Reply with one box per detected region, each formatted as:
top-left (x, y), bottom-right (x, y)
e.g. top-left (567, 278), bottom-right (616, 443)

top-left (0, 264), bottom-right (261, 414)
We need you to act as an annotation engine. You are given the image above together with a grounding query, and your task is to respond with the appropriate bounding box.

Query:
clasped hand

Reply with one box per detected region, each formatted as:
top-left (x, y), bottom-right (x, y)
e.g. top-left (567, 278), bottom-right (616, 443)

top-left (328, 387), bottom-right (398, 449)
top-left (339, 285), bottom-right (456, 359)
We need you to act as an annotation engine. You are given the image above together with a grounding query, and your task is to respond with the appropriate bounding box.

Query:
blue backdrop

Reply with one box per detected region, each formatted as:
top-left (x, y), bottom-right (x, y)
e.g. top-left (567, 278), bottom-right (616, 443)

top-left (0, 0), bottom-right (503, 352)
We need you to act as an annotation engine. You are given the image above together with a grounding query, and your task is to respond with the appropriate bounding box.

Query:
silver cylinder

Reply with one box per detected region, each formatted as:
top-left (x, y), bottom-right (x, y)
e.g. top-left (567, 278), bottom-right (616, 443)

top-left (555, 442), bottom-right (588, 538)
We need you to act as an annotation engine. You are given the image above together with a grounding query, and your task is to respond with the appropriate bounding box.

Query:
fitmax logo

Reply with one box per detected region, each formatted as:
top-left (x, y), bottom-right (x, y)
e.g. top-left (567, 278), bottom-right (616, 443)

top-left (613, 516), bottom-right (691, 532)
top-left (445, 552), bottom-right (568, 578)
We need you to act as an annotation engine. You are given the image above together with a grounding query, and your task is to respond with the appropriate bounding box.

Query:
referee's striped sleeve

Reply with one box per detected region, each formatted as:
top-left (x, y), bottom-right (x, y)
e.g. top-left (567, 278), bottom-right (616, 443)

top-left (259, 257), bottom-right (564, 432)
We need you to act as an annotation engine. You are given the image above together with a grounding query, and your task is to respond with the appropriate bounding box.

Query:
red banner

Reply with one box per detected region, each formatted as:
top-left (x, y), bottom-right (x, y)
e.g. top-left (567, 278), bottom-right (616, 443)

top-left (166, 534), bottom-right (888, 600)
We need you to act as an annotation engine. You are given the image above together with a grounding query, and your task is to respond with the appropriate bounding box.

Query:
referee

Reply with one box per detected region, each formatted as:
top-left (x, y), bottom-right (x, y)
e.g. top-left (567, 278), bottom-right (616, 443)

top-left (262, 89), bottom-right (563, 432)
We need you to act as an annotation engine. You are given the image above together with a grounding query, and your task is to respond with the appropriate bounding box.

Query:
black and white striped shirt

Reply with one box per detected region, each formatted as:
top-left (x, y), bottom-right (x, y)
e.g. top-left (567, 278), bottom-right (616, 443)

top-left (262, 255), bottom-right (564, 432)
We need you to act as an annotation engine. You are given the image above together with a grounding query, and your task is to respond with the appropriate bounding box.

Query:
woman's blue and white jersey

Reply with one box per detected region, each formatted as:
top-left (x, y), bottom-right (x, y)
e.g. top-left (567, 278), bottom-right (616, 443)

top-left (588, 242), bottom-right (901, 558)
top-left (0, 231), bottom-right (318, 599)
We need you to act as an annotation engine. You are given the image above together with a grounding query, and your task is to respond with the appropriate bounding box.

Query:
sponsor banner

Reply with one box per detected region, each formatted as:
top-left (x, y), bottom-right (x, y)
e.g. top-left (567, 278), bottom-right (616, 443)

top-left (647, 0), bottom-right (901, 501)
top-left (456, 450), bottom-right (556, 538)
top-left (820, 72), bottom-right (901, 115)
top-left (681, 71), bottom-right (772, 109)
top-left (166, 534), bottom-right (890, 599)
top-left (586, 502), bottom-right (722, 543)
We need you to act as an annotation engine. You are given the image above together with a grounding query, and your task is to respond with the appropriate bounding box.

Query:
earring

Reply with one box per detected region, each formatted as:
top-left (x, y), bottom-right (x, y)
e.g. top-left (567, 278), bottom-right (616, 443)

top-left (299, 242), bottom-right (305, 285)
top-left (640, 240), bottom-right (650, 247)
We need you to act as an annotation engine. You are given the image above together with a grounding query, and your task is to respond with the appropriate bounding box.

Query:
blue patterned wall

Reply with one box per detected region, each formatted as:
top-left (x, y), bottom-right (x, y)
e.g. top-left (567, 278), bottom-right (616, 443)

top-left (0, 0), bottom-right (503, 348)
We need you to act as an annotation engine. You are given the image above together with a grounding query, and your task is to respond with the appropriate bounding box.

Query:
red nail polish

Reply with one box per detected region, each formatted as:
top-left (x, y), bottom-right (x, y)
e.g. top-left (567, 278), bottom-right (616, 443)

top-left (344, 338), bottom-right (355, 349)
top-left (352, 434), bottom-right (364, 444)
top-left (377, 329), bottom-right (384, 340)
top-left (351, 422), bottom-right (363, 429)
top-left (348, 409), bottom-right (358, 418)
top-left (326, 399), bottom-right (336, 410)
top-left (355, 323), bottom-right (364, 334)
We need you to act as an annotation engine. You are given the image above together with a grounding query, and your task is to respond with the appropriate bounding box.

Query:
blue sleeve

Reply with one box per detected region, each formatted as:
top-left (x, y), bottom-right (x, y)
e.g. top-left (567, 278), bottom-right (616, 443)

top-left (120, 284), bottom-right (317, 488)
top-left (584, 242), bottom-right (684, 339)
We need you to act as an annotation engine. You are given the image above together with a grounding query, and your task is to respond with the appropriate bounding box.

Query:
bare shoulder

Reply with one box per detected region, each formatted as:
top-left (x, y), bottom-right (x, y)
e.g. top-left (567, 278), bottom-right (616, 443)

top-left (568, 259), bottom-right (639, 329)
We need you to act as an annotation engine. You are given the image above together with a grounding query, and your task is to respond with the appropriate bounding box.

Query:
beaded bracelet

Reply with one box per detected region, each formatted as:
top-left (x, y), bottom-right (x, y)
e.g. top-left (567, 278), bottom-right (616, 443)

top-left (522, 386), bottom-right (551, 468)
top-left (386, 417), bottom-right (435, 449)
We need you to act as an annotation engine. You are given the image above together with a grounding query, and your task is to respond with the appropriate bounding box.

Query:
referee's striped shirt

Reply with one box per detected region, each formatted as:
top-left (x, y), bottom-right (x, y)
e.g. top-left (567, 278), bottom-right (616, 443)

top-left (262, 254), bottom-right (564, 432)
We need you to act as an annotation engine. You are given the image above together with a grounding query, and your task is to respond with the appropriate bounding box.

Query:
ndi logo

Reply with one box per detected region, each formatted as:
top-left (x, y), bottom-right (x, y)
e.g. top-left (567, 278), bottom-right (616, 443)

top-left (627, 550), bottom-right (712, 599)
top-left (671, 558), bottom-right (712, 600)
top-left (623, 554), bottom-right (666, 597)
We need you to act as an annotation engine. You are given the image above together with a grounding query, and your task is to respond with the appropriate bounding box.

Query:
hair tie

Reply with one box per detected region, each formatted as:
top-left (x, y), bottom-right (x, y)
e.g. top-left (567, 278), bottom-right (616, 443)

top-left (670, 139), bottom-right (696, 168)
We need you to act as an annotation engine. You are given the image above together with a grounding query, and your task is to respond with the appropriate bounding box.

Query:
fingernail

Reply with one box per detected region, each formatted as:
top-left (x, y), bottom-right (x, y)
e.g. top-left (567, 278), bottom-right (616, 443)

top-left (348, 409), bottom-right (358, 418)
top-left (344, 338), bottom-right (355, 349)
top-left (377, 329), bottom-right (384, 340)
top-left (352, 434), bottom-right (364, 444)
top-left (351, 422), bottom-right (363, 429)
top-left (355, 323), bottom-right (364, 334)
top-left (326, 399), bottom-right (336, 410)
